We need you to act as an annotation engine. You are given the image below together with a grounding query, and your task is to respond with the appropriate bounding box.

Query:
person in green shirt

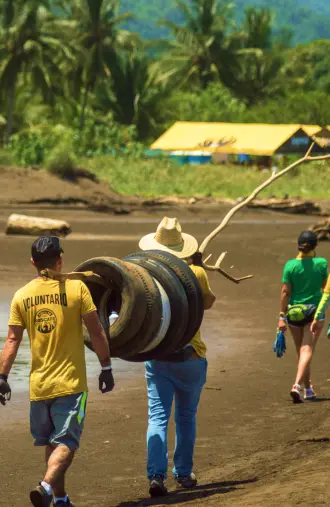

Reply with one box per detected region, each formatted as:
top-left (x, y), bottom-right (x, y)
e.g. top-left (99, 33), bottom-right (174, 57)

top-left (278, 231), bottom-right (328, 403)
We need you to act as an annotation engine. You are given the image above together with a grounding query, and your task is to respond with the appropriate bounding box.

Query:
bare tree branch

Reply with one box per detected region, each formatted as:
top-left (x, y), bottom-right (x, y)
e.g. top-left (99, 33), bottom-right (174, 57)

top-left (197, 143), bottom-right (330, 283)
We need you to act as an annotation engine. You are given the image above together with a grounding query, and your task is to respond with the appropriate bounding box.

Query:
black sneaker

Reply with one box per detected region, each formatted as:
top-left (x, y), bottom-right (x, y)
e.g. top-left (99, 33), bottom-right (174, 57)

top-left (149, 475), bottom-right (168, 497)
top-left (175, 473), bottom-right (198, 489)
top-left (29, 485), bottom-right (53, 507)
top-left (54, 499), bottom-right (74, 506)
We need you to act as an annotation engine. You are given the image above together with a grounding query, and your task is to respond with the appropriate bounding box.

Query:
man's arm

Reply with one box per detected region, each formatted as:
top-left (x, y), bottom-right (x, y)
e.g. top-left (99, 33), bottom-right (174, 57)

top-left (204, 291), bottom-right (216, 310)
top-left (82, 311), bottom-right (111, 367)
top-left (278, 283), bottom-right (291, 332)
top-left (193, 266), bottom-right (216, 311)
top-left (0, 325), bottom-right (24, 376)
top-left (83, 311), bottom-right (114, 393)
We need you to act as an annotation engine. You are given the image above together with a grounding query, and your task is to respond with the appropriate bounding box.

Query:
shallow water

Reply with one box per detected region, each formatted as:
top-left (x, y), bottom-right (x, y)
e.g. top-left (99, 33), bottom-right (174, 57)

top-left (0, 298), bottom-right (143, 393)
top-left (0, 333), bottom-right (143, 393)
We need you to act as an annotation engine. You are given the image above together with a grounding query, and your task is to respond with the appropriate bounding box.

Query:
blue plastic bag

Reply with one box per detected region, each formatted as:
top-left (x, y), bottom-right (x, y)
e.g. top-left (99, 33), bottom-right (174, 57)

top-left (273, 330), bottom-right (286, 358)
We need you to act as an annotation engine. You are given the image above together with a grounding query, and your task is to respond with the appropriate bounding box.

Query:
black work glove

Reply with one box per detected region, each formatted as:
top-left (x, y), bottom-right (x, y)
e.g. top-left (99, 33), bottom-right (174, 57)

top-left (99, 368), bottom-right (115, 393)
top-left (0, 374), bottom-right (11, 405)
top-left (191, 252), bottom-right (203, 267)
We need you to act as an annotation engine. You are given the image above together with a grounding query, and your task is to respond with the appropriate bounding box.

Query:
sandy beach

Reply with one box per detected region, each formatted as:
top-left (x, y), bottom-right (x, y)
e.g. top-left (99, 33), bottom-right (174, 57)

top-left (1, 206), bottom-right (330, 507)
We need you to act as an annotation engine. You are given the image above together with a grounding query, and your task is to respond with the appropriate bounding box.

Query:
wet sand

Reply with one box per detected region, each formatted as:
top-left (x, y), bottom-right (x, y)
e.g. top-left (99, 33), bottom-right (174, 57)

top-left (1, 207), bottom-right (330, 506)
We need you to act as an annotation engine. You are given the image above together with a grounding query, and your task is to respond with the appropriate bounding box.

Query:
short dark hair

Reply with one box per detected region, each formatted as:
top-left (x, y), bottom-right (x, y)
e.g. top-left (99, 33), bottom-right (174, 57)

top-left (33, 255), bottom-right (61, 271)
top-left (31, 236), bottom-right (64, 270)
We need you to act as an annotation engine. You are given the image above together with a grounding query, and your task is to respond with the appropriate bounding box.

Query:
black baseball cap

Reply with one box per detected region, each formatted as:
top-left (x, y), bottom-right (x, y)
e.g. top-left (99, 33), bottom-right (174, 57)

top-left (297, 231), bottom-right (318, 249)
top-left (31, 236), bottom-right (64, 262)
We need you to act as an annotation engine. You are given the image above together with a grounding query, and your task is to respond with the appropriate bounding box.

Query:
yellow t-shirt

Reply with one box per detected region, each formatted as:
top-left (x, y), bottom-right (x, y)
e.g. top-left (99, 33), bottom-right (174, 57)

top-left (189, 265), bottom-right (213, 358)
top-left (8, 278), bottom-right (96, 401)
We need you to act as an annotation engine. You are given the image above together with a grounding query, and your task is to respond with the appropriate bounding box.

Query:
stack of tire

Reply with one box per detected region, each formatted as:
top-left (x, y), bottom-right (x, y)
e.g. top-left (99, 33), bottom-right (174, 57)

top-left (75, 250), bottom-right (204, 361)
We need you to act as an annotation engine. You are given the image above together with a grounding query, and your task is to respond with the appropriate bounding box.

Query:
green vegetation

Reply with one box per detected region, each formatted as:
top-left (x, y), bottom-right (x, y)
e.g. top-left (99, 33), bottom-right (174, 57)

top-left (83, 156), bottom-right (330, 199)
top-left (0, 0), bottom-right (330, 201)
top-left (46, 144), bottom-right (79, 179)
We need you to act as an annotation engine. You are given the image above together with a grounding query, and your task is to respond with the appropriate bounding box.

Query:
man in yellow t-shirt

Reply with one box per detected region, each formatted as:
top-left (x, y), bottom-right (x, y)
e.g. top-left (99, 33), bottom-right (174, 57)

top-left (138, 217), bottom-right (216, 498)
top-left (0, 236), bottom-right (114, 507)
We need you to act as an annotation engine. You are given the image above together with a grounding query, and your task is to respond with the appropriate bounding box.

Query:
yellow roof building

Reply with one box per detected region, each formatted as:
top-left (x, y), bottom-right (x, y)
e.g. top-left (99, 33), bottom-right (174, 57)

top-left (151, 122), bottom-right (323, 156)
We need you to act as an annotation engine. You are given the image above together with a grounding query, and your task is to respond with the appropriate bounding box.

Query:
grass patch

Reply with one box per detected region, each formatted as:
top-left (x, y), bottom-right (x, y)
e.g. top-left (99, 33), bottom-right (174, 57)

top-left (81, 156), bottom-right (330, 199)
top-left (0, 149), bottom-right (15, 166)
top-left (46, 145), bottom-right (79, 180)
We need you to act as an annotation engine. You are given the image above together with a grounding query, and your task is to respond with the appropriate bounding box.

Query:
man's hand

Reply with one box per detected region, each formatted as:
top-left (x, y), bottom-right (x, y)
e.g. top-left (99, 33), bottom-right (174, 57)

top-left (278, 319), bottom-right (287, 333)
top-left (0, 374), bottom-right (11, 406)
top-left (99, 368), bottom-right (115, 393)
top-left (311, 319), bottom-right (323, 336)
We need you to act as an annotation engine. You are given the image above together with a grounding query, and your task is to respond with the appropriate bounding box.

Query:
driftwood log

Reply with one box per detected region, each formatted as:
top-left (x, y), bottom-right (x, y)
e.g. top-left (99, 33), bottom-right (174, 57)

top-left (247, 198), bottom-right (322, 215)
top-left (6, 214), bottom-right (71, 237)
top-left (311, 218), bottom-right (330, 241)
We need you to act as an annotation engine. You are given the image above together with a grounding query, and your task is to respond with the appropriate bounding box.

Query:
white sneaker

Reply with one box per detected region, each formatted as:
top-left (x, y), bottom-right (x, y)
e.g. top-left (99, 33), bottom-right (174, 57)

top-left (304, 387), bottom-right (316, 400)
top-left (290, 384), bottom-right (303, 404)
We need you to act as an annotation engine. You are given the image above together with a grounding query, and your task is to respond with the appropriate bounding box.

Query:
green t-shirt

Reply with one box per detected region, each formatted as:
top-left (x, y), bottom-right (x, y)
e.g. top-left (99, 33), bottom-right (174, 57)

top-left (282, 257), bottom-right (328, 306)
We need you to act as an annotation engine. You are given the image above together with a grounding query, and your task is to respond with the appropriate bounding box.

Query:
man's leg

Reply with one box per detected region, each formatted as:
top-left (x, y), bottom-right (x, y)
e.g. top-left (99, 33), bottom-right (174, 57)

top-left (49, 392), bottom-right (87, 502)
top-left (45, 445), bottom-right (66, 498)
top-left (31, 393), bottom-right (87, 506)
top-left (145, 361), bottom-right (174, 480)
top-left (43, 445), bottom-right (75, 497)
top-left (30, 400), bottom-right (55, 506)
top-left (172, 358), bottom-right (207, 481)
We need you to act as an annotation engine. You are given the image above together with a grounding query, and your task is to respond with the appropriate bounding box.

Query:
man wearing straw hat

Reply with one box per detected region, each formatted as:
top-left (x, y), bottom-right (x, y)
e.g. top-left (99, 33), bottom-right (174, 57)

top-left (139, 217), bottom-right (216, 497)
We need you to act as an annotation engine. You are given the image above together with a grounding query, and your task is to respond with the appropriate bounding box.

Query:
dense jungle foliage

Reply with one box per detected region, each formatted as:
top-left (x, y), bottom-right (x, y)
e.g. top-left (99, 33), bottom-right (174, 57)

top-left (1, 0), bottom-right (330, 169)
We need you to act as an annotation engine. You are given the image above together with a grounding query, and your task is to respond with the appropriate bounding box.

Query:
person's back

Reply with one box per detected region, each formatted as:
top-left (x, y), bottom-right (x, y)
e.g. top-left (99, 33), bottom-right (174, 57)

top-left (0, 235), bottom-right (114, 507)
top-left (279, 231), bottom-right (328, 404)
top-left (283, 256), bottom-right (328, 306)
top-left (10, 277), bottom-right (93, 401)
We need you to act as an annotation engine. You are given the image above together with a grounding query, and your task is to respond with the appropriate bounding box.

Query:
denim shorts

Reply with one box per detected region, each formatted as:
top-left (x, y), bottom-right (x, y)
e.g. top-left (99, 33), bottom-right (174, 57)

top-left (30, 392), bottom-right (88, 450)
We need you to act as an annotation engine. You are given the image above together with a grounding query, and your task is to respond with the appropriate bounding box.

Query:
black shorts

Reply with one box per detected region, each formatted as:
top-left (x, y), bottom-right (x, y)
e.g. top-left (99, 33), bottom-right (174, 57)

top-left (287, 312), bottom-right (315, 328)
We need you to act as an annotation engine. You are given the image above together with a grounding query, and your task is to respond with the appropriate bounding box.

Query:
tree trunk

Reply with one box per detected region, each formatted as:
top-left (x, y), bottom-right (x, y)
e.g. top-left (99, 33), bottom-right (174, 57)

top-left (199, 57), bottom-right (212, 90)
top-left (79, 84), bottom-right (90, 133)
top-left (4, 73), bottom-right (17, 144)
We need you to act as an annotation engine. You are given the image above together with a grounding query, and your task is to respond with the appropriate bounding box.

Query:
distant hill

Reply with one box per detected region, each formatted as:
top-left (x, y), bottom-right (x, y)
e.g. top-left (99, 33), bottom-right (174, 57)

top-left (121, 0), bottom-right (330, 44)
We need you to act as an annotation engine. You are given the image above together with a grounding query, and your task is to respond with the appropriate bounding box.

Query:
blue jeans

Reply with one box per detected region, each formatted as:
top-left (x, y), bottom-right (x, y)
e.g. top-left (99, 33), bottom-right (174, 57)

top-left (145, 358), bottom-right (207, 479)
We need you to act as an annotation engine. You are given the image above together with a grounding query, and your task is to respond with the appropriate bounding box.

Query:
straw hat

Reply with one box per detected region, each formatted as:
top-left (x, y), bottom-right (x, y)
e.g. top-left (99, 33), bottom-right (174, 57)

top-left (139, 217), bottom-right (198, 259)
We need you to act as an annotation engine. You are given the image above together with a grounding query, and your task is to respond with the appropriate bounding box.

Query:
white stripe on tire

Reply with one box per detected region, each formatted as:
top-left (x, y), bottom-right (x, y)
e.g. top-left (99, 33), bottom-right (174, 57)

top-left (139, 279), bottom-right (171, 353)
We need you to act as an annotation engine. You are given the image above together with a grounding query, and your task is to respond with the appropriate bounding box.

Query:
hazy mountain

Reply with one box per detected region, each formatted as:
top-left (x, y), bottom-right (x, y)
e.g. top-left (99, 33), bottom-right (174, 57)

top-left (121, 0), bottom-right (330, 44)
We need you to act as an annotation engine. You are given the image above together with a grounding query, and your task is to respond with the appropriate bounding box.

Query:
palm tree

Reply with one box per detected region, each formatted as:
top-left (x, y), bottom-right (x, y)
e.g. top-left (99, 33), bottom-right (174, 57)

top-left (226, 51), bottom-right (283, 105)
top-left (221, 8), bottom-right (283, 105)
top-left (0, 0), bottom-right (74, 142)
top-left (101, 45), bottom-right (171, 139)
top-left (1, 0), bottom-right (15, 28)
top-left (67, 0), bottom-right (134, 132)
top-left (243, 7), bottom-right (273, 50)
top-left (158, 0), bottom-right (236, 89)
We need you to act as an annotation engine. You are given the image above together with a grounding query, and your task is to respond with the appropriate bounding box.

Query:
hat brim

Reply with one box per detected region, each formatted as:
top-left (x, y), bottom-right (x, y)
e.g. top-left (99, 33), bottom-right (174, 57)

top-left (139, 232), bottom-right (198, 259)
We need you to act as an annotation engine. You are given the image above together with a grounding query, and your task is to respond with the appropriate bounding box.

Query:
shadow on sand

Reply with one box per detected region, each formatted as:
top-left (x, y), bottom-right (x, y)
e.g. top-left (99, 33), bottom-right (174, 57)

top-left (310, 397), bottom-right (330, 403)
top-left (113, 478), bottom-right (257, 507)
